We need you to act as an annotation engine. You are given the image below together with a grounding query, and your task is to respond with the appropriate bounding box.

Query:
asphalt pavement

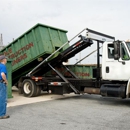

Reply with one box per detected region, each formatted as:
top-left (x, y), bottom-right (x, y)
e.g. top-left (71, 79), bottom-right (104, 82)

top-left (1, 93), bottom-right (130, 130)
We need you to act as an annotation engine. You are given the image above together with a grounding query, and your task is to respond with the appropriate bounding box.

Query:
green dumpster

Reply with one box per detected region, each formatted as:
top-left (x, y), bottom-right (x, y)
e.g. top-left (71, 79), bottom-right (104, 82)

top-left (0, 23), bottom-right (69, 85)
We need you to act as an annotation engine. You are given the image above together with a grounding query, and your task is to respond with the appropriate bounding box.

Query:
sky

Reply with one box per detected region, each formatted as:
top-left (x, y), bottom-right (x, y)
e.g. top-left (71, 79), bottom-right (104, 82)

top-left (0, 0), bottom-right (130, 64)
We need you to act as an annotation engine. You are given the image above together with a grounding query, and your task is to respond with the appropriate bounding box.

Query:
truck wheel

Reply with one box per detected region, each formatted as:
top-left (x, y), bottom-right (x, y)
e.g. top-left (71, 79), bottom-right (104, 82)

top-left (35, 85), bottom-right (41, 96)
top-left (22, 79), bottom-right (36, 97)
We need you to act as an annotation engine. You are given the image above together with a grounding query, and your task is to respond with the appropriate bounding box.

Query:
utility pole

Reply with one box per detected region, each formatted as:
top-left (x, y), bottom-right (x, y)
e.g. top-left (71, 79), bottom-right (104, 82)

top-left (0, 34), bottom-right (3, 45)
top-left (0, 34), bottom-right (4, 50)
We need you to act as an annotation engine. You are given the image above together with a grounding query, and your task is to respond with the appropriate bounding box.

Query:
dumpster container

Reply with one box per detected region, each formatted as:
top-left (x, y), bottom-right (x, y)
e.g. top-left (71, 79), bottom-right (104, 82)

top-left (45, 64), bottom-right (96, 79)
top-left (0, 23), bottom-right (69, 85)
top-left (67, 64), bottom-right (96, 79)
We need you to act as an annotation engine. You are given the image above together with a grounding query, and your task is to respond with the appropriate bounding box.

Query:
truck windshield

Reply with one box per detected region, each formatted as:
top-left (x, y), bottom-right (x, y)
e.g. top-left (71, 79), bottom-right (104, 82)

top-left (126, 42), bottom-right (130, 51)
top-left (121, 43), bottom-right (130, 60)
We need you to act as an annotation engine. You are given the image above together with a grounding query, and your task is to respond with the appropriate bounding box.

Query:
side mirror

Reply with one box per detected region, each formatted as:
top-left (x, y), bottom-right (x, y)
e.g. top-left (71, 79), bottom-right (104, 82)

top-left (113, 40), bottom-right (120, 60)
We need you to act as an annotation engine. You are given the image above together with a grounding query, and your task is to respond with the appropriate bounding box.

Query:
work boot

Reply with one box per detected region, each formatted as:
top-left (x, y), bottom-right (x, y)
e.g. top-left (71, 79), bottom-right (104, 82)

top-left (0, 115), bottom-right (10, 119)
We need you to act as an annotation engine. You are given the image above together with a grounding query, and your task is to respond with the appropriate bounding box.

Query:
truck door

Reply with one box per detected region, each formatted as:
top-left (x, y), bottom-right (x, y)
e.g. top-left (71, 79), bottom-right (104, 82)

top-left (102, 42), bottom-right (130, 80)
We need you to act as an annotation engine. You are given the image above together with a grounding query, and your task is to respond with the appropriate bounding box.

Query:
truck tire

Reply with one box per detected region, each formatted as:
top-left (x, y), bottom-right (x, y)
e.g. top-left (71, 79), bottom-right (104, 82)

top-left (22, 79), bottom-right (37, 97)
top-left (35, 85), bottom-right (41, 96)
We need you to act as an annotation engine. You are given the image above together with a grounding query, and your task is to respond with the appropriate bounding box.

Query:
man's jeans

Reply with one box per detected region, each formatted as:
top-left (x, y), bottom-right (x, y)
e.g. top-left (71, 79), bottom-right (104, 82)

top-left (0, 83), bottom-right (7, 116)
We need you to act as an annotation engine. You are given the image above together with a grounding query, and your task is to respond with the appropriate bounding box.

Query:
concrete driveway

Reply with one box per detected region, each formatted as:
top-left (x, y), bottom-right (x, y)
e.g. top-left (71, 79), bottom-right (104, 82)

top-left (7, 87), bottom-right (78, 107)
top-left (2, 87), bottom-right (130, 130)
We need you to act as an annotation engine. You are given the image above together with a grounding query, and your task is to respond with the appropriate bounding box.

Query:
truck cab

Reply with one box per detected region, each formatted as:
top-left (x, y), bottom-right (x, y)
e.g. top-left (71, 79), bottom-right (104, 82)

top-left (85, 29), bottom-right (130, 99)
top-left (102, 41), bottom-right (130, 81)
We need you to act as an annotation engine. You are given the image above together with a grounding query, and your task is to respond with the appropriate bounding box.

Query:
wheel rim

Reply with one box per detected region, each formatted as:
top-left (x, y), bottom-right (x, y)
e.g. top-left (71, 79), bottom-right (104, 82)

top-left (24, 82), bottom-right (31, 94)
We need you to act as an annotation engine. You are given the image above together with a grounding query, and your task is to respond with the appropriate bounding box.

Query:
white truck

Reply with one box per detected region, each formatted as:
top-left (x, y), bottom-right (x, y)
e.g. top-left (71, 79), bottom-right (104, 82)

top-left (16, 28), bottom-right (130, 99)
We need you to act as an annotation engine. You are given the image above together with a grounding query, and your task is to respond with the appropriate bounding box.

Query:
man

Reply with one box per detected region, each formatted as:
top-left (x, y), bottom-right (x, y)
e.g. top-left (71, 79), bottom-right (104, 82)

top-left (0, 55), bottom-right (9, 119)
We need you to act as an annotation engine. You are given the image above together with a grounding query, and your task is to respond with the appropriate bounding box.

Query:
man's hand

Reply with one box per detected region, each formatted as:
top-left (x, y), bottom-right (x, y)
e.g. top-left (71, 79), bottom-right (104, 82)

top-left (4, 80), bottom-right (8, 85)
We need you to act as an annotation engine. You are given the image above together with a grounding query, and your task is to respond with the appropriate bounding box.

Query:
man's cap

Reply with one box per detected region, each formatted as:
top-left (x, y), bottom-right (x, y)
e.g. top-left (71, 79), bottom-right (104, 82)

top-left (0, 55), bottom-right (8, 60)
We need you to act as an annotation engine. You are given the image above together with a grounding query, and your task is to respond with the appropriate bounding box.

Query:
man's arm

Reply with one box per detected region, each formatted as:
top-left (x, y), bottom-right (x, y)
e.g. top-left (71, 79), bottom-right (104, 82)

top-left (1, 72), bottom-right (8, 85)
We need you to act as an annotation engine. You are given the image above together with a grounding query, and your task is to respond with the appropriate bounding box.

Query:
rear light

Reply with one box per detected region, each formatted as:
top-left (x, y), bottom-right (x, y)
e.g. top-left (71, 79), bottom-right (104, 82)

top-left (50, 82), bottom-right (61, 86)
top-left (31, 76), bottom-right (43, 81)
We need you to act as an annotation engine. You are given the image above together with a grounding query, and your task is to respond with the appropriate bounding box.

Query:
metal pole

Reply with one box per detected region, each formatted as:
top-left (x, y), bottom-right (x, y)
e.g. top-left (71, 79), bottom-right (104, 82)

top-left (97, 41), bottom-right (100, 69)
top-left (96, 40), bottom-right (101, 85)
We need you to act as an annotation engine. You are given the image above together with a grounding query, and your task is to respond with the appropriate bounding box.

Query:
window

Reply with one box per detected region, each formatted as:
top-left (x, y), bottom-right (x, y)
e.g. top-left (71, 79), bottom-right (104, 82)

top-left (126, 42), bottom-right (130, 51)
top-left (108, 44), bottom-right (114, 59)
top-left (121, 43), bottom-right (130, 60)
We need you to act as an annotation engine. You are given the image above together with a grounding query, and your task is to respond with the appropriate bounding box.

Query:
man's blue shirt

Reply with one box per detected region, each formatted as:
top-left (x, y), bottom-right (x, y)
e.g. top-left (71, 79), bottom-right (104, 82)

top-left (0, 63), bottom-right (7, 80)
